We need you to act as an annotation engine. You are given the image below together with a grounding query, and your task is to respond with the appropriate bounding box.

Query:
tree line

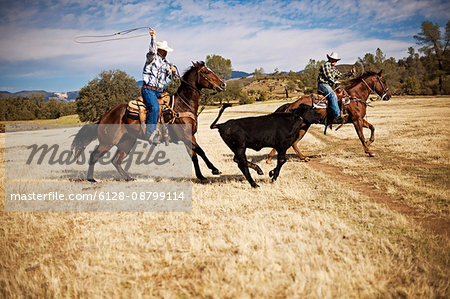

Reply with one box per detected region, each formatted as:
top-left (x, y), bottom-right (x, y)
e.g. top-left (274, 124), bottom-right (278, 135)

top-left (0, 96), bottom-right (76, 121)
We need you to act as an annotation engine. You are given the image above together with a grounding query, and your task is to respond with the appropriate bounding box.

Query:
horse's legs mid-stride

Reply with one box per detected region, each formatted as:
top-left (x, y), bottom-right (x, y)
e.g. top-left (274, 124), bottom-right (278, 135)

top-left (352, 117), bottom-right (375, 157)
top-left (111, 135), bottom-right (137, 181)
top-left (361, 119), bottom-right (375, 146)
top-left (87, 143), bottom-right (113, 182)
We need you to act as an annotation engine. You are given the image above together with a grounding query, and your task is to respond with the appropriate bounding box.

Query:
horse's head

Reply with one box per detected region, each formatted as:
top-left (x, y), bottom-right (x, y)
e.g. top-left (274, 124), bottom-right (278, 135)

top-left (372, 70), bottom-right (391, 101)
top-left (192, 61), bottom-right (226, 92)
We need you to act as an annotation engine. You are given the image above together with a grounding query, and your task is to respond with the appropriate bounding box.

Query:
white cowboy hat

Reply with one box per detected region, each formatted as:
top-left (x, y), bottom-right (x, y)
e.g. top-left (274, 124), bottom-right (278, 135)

top-left (156, 40), bottom-right (173, 52)
top-left (327, 52), bottom-right (341, 61)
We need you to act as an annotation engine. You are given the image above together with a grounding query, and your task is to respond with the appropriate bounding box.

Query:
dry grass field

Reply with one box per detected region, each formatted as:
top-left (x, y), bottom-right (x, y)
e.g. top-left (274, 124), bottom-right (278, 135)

top-left (1, 96), bottom-right (449, 298)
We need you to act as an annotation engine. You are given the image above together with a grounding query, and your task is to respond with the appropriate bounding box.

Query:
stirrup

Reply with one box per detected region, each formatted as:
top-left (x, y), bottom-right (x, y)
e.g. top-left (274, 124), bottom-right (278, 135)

top-left (335, 114), bottom-right (349, 131)
top-left (148, 130), bottom-right (161, 145)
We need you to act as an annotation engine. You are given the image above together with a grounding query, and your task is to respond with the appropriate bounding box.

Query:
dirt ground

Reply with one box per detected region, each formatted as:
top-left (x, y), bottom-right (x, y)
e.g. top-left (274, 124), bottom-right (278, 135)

top-left (1, 96), bottom-right (449, 297)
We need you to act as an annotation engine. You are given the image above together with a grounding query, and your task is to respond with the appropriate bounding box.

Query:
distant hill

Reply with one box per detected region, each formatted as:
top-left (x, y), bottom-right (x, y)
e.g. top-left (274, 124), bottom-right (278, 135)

top-left (228, 71), bottom-right (252, 79)
top-left (0, 90), bottom-right (78, 102)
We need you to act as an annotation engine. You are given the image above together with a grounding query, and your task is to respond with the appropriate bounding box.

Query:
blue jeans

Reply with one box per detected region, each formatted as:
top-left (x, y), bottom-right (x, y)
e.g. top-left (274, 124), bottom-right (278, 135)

top-left (141, 86), bottom-right (162, 137)
top-left (318, 83), bottom-right (340, 119)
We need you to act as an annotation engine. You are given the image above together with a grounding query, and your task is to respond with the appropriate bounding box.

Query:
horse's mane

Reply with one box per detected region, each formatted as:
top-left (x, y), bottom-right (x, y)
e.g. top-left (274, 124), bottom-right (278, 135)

top-left (344, 71), bottom-right (378, 89)
top-left (182, 61), bottom-right (205, 81)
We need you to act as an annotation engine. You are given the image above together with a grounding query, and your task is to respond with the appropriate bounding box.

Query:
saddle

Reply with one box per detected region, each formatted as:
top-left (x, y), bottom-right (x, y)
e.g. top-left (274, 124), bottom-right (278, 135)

top-left (125, 93), bottom-right (172, 123)
top-left (311, 87), bottom-right (349, 109)
top-left (125, 93), bottom-right (197, 143)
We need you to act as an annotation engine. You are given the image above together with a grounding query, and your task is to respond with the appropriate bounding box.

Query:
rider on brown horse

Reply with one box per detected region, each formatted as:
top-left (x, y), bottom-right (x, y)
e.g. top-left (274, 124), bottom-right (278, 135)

top-left (142, 28), bottom-right (177, 144)
top-left (318, 52), bottom-right (355, 124)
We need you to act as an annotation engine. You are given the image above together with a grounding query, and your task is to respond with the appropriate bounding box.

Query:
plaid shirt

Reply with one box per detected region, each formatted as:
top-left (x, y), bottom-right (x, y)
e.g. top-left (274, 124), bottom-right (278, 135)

top-left (142, 36), bottom-right (173, 90)
top-left (318, 61), bottom-right (352, 86)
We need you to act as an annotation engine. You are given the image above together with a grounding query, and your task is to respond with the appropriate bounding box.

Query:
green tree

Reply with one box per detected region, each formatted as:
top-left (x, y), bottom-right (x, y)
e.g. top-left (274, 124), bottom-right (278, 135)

top-left (76, 70), bottom-right (140, 122)
top-left (299, 59), bottom-right (324, 93)
top-left (286, 80), bottom-right (297, 98)
top-left (359, 53), bottom-right (376, 70)
top-left (205, 54), bottom-right (232, 79)
top-left (405, 76), bottom-right (421, 95)
top-left (254, 67), bottom-right (265, 80)
top-left (59, 101), bottom-right (77, 116)
top-left (38, 98), bottom-right (61, 119)
top-left (375, 48), bottom-right (386, 68)
top-left (414, 20), bottom-right (450, 93)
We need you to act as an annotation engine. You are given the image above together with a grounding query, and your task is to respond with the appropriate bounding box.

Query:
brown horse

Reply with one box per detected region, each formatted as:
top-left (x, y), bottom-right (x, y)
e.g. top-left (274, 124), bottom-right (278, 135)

top-left (266, 70), bottom-right (391, 163)
top-left (71, 61), bottom-right (226, 182)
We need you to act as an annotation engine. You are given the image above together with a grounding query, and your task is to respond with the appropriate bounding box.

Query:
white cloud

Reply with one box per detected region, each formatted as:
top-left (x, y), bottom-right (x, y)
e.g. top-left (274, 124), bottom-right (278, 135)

top-left (0, 0), bottom-right (447, 91)
top-left (0, 23), bottom-right (412, 77)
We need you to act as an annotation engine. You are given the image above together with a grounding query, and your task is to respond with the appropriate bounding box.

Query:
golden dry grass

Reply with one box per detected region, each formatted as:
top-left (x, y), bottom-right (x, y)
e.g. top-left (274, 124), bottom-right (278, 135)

top-left (1, 96), bottom-right (449, 298)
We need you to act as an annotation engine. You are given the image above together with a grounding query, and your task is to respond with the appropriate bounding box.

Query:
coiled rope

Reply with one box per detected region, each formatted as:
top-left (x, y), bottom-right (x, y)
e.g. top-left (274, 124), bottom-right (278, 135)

top-left (73, 26), bottom-right (151, 44)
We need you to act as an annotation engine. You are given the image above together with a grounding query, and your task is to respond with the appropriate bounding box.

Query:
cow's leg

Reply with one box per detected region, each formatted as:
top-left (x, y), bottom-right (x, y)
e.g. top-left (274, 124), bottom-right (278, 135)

top-left (269, 149), bottom-right (287, 181)
top-left (234, 157), bottom-right (263, 175)
top-left (87, 143), bottom-right (113, 182)
top-left (266, 126), bottom-right (310, 163)
top-left (234, 148), bottom-right (258, 188)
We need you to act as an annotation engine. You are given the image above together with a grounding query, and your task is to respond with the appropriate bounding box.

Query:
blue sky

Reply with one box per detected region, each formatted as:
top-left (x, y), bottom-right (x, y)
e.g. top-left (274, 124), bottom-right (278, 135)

top-left (0, 0), bottom-right (449, 92)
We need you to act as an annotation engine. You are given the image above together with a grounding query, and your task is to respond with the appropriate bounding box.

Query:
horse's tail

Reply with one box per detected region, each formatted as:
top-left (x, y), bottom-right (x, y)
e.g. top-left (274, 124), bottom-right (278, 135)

top-left (275, 103), bottom-right (290, 113)
top-left (210, 103), bottom-right (232, 129)
top-left (71, 122), bottom-right (99, 160)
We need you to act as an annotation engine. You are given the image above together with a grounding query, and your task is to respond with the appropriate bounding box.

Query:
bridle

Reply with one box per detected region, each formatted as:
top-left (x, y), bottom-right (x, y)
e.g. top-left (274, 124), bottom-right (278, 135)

top-left (361, 75), bottom-right (389, 100)
top-left (198, 66), bottom-right (224, 90)
top-left (174, 65), bottom-right (223, 94)
top-left (172, 65), bottom-right (224, 115)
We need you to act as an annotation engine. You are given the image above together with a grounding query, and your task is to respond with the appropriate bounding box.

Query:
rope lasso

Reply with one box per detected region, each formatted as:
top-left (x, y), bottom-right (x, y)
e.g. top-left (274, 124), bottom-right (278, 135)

top-left (73, 26), bottom-right (151, 44)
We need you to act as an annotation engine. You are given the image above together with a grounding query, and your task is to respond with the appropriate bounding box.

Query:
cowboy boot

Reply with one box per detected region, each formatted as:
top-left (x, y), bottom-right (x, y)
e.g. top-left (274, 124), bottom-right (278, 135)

top-left (148, 130), bottom-right (161, 145)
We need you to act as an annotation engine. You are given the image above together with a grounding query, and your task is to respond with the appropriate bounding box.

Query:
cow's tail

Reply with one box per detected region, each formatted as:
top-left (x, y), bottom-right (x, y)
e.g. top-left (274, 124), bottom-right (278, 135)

top-left (210, 103), bottom-right (232, 129)
top-left (71, 123), bottom-right (99, 161)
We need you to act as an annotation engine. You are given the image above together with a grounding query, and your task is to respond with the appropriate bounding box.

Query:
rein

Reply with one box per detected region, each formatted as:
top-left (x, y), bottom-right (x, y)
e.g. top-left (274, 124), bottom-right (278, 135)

top-left (171, 65), bottom-right (221, 117)
top-left (172, 67), bottom-right (201, 116)
top-left (361, 76), bottom-right (389, 100)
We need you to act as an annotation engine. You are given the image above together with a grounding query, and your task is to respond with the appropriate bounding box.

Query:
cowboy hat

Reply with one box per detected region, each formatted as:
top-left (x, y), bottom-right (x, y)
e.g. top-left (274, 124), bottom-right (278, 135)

top-left (156, 40), bottom-right (173, 52)
top-left (327, 52), bottom-right (340, 61)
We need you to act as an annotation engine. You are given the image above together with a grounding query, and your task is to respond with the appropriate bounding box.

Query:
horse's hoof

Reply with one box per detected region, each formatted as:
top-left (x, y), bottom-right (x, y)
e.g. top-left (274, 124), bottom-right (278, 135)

top-left (266, 159), bottom-right (273, 164)
top-left (251, 183), bottom-right (260, 188)
top-left (257, 170), bottom-right (264, 175)
top-left (125, 176), bottom-right (135, 181)
top-left (367, 152), bottom-right (376, 157)
top-left (212, 169), bottom-right (221, 175)
top-left (87, 178), bottom-right (97, 183)
top-left (269, 170), bottom-right (274, 178)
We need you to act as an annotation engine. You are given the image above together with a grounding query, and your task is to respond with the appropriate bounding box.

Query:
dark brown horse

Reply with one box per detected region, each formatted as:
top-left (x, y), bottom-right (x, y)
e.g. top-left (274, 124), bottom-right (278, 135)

top-left (266, 70), bottom-right (391, 163)
top-left (71, 61), bottom-right (226, 182)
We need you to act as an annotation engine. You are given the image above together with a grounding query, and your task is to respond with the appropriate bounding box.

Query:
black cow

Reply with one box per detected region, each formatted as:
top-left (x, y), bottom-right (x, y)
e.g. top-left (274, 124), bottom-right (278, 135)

top-left (210, 104), bottom-right (321, 187)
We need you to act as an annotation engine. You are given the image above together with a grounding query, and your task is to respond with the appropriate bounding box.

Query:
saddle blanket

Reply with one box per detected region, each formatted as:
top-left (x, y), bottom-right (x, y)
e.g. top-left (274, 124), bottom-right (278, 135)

top-left (126, 93), bottom-right (173, 122)
top-left (311, 93), bottom-right (351, 109)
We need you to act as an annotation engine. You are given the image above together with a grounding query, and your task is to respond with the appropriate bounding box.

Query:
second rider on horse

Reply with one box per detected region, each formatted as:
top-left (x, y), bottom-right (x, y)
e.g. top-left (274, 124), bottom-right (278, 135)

top-left (317, 52), bottom-right (354, 123)
top-left (142, 28), bottom-right (177, 144)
